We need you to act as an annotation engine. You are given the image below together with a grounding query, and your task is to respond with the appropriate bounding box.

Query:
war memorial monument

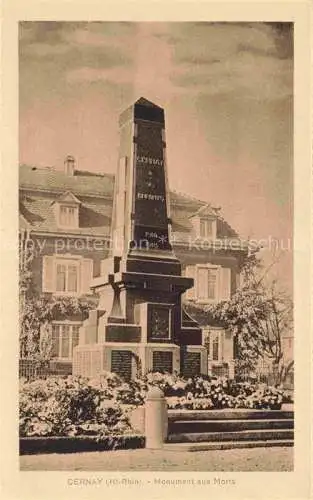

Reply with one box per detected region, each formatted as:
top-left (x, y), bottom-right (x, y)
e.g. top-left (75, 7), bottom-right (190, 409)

top-left (73, 98), bottom-right (207, 380)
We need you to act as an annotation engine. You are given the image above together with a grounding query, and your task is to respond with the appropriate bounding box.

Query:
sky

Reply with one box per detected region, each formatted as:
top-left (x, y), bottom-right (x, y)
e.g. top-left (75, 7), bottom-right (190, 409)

top-left (19, 22), bottom-right (293, 291)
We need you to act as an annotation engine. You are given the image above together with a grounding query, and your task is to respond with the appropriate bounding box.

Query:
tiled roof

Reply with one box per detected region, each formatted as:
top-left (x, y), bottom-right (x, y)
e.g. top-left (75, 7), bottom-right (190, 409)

top-left (19, 195), bottom-right (112, 236)
top-left (19, 213), bottom-right (31, 230)
top-left (52, 191), bottom-right (81, 205)
top-left (19, 164), bottom-right (114, 198)
top-left (191, 203), bottom-right (219, 218)
top-left (19, 164), bottom-right (240, 241)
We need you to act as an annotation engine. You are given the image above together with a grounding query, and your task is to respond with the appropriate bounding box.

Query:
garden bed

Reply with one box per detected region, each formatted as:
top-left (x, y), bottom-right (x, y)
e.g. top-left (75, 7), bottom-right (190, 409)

top-left (19, 372), bottom-right (291, 442)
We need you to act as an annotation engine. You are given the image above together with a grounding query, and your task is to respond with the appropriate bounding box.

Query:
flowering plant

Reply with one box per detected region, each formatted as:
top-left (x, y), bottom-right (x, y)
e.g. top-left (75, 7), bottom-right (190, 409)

top-left (19, 375), bottom-right (132, 437)
top-left (141, 372), bottom-right (286, 410)
top-left (20, 373), bottom-right (289, 438)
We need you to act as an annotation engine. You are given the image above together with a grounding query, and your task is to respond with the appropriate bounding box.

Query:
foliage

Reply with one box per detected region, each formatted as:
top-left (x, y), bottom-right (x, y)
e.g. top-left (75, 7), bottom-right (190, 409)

top-left (19, 375), bottom-right (132, 437)
top-left (145, 372), bottom-right (285, 410)
top-left (98, 371), bottom-right (287, 410)
top-left (20, 372), bottom-right (290, 438)
top-left (20, 294), bottom-right (95, 360)
top-left (185, 249), bottom-right (293, 385)
top-left (20, 435), bottom-right (146, 455)
top-left (90, 371), bottom-right (147, 406)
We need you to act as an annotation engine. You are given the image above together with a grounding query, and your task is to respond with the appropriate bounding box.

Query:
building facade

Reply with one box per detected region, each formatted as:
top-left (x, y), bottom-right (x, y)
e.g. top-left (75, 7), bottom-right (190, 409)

top-left (19, 156), bottom-right (248, 377)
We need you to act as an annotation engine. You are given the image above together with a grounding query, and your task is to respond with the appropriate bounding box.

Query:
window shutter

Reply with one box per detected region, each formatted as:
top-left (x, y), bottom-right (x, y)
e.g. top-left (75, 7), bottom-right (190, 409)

top-left (219, 267), bottom-right (231, 301)
top-left (42, 256), bottom-right (55, 292)
top-left (100, 259), bottom-right (107, 276)
top-left (223, 330), bottom-right (234, 362)
top-left (191, 217), bottom-right (200, 237)
top-left (185, 265), bottom-right (196, 300)
top-left (81, 259), bottom-right (93, 294)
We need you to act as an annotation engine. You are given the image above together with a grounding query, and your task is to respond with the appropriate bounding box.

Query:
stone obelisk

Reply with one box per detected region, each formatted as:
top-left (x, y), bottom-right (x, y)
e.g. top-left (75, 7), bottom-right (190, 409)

top-left (73, 98), bottom-right (207, 380)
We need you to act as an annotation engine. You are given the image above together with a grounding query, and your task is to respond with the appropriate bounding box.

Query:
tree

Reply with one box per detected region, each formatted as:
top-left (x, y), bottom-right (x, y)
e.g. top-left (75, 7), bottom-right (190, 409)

top-left (19, 229), bottom-right (39, 358)
top-left (211, 252), bottom-right (293, 385)
top-left (185, 248), bottom-right (293, 386)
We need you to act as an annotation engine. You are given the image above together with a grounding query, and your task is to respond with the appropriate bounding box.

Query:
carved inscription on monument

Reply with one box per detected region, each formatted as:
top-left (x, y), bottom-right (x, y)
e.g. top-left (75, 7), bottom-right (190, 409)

top-left (182, 352), bottom-right (201, 378)
top-left (111, 350), bottom-right (132, 381)
top-left (133, 120), bottom-right (170, 250)
top-left (152, 351), bottom-right (173, 373)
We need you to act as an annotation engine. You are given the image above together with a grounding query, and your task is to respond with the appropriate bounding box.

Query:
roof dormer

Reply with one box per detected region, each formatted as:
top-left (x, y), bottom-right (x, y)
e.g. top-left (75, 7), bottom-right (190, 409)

top-left (52, 191), bottom-right (81, 229)
top-left (189, 204), bottom-right (218, 240)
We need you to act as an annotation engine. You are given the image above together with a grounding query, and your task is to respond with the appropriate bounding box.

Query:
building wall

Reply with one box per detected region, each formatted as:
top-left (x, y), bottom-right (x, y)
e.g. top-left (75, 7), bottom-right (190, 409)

top-left (30, 235), bottom-right (109, 294)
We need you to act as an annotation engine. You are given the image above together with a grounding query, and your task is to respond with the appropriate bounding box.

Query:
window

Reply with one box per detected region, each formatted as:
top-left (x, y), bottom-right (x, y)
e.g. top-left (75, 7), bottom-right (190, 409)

top-left (54, 191), bottom-right (80, 229)
top-left (212, 336), bottom-right (219, 361)
top-left (59, 205), bottom-right (76, 227)
top-left (204, 329), bottom-right (222, 361)
top-left (200, 218), bottom-right (213, 238)
top-left (51, 323), bottom-right (80, 360)
top-left (56, 261), bottom-right (79, 293)
top-left (197, 266), bottom-right (218, 301)
top-left (42, 255), bottom-right (93, 295)
top-left (204, 331), bottom-right (210, 356)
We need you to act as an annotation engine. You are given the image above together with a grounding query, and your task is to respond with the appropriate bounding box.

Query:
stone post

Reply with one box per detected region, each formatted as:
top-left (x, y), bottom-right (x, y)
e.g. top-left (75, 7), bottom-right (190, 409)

top-left (145, 387), bottom-right (168, 449)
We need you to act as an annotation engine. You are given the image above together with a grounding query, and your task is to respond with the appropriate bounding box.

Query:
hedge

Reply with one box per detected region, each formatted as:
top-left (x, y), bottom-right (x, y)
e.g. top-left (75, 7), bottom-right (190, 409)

top-left (20, 434), bottom-right (145, 455)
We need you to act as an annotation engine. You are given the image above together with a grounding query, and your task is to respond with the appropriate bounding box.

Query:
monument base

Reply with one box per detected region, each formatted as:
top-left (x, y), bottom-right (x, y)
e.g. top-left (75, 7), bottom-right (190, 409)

top-left (73, 342), bottom-right (208, 380)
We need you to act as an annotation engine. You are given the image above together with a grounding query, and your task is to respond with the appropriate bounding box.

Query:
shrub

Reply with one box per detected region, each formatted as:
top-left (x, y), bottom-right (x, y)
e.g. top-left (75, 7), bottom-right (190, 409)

top-left (20, 435), bottom-right (146, 455)
top-left (167, 396), bottom-right (214, 410)
top-left (90, 372), bottom-right (147, 406)
top-left (141, 372), bottom-right (286, 410)
top-left (19, 375), bottom-right (133, 437)
top-left (19, 373), bottom-right (289, 438)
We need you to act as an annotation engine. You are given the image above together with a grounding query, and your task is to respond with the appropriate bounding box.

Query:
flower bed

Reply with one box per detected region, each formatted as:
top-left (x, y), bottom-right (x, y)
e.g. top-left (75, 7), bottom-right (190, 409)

top-left (19, 375), bottom-right (133, 438)
top-left (19, 372), bottom-right (289, 439)
top-left (142, 373), bottom-right (286, 411)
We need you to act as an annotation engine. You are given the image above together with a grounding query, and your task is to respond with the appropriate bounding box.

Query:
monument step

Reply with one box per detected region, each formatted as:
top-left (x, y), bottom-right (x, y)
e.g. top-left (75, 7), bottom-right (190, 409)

top-left (168, 409), bottom-right (294, 421)
top-left (163, 439), bottom-right (294, 452)
top-left (167, 428), bottom-right (294, 443)
top-left (168, 418), bottom-right (294, 434)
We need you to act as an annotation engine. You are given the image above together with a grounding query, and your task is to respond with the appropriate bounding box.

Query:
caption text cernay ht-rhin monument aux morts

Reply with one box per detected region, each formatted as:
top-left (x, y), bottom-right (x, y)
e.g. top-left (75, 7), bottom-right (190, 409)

top-left (73, 97), bottom-right (207, 380)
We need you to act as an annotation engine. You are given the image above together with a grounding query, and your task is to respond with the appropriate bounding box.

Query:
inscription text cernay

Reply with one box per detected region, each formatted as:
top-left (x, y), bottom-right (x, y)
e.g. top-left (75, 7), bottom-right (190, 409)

top-left (136, 155), bottom-right (164, 166)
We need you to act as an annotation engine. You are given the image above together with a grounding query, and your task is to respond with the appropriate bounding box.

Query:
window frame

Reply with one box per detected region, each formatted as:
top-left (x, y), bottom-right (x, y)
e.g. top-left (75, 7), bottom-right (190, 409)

top-left (199, 218), bottom-right (214, 238)
top-left (54, 256), bottom-right (81, 296)
top-left (212, 335), bottom-right (219, 361)
top-left (50, 321), bottom-right (81, 360)
top-left (196, 264), bottom-right (220, 304)
top-left (192, 215), bottom-right (216, 240)
top-left (204, 328), bottom-right (223, 362)
top-left (57, 203), bottom-right (79, 229)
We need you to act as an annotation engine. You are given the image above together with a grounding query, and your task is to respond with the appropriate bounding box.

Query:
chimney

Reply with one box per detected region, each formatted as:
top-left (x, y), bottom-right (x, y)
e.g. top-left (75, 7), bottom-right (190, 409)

top-left (64, 155), bottom-right (75, 176)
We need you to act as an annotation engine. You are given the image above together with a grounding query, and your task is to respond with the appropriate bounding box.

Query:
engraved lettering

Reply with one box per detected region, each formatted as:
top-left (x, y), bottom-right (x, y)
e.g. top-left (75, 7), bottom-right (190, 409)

top-left (136, 155), bottom-right (163, 167)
